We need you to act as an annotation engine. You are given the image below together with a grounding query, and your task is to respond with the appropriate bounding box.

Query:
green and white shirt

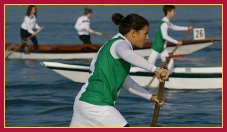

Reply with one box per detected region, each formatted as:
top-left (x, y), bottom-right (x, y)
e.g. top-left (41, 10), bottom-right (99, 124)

top-left (76, 33), bottom-right (157, 106)
top-left (152, 17), bottom-right (188, 53)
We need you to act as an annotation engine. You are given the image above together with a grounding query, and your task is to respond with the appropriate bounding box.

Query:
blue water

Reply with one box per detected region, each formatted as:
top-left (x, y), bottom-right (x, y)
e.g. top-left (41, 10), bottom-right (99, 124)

top-left (5, 5), bottom-right (222, 127)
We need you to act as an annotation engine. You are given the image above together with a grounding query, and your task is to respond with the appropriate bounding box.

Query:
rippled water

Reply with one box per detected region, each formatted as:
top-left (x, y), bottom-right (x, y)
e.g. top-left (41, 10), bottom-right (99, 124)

top-left (5, 5), bottom-right (222, 127)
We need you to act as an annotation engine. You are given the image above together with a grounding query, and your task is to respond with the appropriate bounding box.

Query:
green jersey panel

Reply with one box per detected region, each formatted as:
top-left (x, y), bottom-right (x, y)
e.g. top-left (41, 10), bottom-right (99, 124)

top-left (80, 37), bottom-right (131, 106)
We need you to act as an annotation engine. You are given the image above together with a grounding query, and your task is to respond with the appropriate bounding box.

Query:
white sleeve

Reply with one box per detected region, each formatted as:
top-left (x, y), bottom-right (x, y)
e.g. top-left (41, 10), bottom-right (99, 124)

top-left (170, 23), bottom-right (188, 31)
top-left (87, 28), bottom-right (102, 35)
top-left (86, 21), bottom-right (101, 35)
top-left (123, 76), bottom-right (152, 100)
top-left (25, 17), bottom-right (34, 34)
top-left (115, 41), bottom-right (157, 72)
top-left (88, 29), bottom-right (102, 35)
top-left (161, 23), bottom-right (178, 44)
top-left (35, 23), bottom-right (41, 30)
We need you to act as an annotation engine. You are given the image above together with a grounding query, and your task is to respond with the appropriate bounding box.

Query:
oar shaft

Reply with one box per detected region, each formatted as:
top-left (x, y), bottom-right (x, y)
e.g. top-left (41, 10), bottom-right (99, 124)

top-left (101, 33), bottom-right (112, 39)
top-left (5, 28), bottom-right (43, 59)
top-left (147, 30), bottom-right (191, 88)
top-left (150, 30), bottom-right (191, 127)
top-left (151, 81), bottom-right (165, 126)
top-left (180, 29), bottom-right (191, 41)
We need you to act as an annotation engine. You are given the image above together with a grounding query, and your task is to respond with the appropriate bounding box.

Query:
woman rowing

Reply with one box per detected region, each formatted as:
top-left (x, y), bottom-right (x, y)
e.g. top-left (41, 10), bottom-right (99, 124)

top-left (148, 5), bottom-right (193, 74)
top-left (75, 8), bottom-right (103, 44)
top-left (70, 13), bottom-right (169, 127)
top-left (20, 5), bottom-right (43, 51)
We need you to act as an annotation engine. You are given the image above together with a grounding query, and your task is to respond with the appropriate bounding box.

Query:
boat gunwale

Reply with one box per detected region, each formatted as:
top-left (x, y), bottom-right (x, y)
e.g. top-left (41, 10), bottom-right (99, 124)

top-left (5, 38), bottom-right (220, 53)
top-left (43, 64), bottom-right (222, 78)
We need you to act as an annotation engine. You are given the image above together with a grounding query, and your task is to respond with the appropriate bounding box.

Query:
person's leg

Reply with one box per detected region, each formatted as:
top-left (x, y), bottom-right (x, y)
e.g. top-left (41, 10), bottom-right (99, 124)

top-left (30, 36), bottom-right (39, 50)
top-left (160, 49), bottom-right (174, 74)
top-left (85, 35), bottom-right (91, 44)
top-left (20, 28), bottom-right (30, 41)
top-left (79, 35), bottom-right (92, 44)
top-left (148, 49), bottom-right (159, 64)
top-left (20, 28), bottom-right (30, 50)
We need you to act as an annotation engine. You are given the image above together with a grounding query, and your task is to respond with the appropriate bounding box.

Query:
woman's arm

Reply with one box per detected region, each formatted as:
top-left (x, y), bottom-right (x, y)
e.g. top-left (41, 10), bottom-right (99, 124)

top-left (87, 28), bottom-right (102, 35)
top-left (161, 23), bottom-right (178, 44)
top-left (123, 76), bottom-right (152, 100)
top-left (115, 41), bottom-right (157, 72)
top-left (170, 23), bottom-right (188, 31)
top-left (34, 23), bottom-right (41, 30)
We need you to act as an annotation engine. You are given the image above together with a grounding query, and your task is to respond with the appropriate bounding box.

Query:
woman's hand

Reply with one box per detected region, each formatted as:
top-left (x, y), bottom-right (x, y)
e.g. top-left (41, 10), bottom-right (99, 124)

top-left (150, 95), bottom-right (164, 105)
top-left (188, 26), bottom-right (193, 31)
top-left (154, 68), bottom-right (169, 82)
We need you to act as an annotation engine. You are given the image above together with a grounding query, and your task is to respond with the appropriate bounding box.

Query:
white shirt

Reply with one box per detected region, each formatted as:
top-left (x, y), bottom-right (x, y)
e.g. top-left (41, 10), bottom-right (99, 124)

top-left (21, 15), bottom-right (41, 34)
top-left (161, 17), bottom-right (188, 45)
top-left (74, 15), bottom-right (101, 36)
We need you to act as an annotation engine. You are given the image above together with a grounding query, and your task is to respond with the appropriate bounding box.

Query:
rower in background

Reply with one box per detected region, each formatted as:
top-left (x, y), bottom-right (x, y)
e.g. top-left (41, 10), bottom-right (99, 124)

top-left (20, 5), bottom-right (43, 51)
top-left (74, 8), bottom-right (103, 44)
top-left (148, 5), bottom-right (193, 74)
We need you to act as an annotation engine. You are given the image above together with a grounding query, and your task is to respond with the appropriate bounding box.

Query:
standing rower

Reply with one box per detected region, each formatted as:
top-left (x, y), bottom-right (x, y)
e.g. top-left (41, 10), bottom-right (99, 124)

top-left (20, 5), bottom-right (43, 50)
top-left (75, 8), bottom-right (102, 44)
top-left (70, 13), bottom-right (169, 127)
top-left (148, 5), bottom-right (193, 73)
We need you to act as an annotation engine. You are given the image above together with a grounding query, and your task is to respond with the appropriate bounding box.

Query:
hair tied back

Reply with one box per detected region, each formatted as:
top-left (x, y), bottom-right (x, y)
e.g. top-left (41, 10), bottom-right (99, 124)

top-left (112, 13), bottom-right (124, 25)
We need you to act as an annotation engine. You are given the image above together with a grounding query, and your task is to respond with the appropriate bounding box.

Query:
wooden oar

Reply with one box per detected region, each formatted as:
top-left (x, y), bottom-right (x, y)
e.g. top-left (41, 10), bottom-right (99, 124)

top-left (101, 33), bottom-right (112, 39)
top-left (151, 71), bottom-right (167, 127)
top-left (5, 28), bottom-right (43, 59)
top-left (150, 30), bottom-right (191, 127)
top-left (147, 30), bottom-right (191, 88)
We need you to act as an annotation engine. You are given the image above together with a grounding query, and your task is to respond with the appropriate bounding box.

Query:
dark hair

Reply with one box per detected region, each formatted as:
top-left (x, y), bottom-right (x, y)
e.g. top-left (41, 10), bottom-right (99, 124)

top-left (84, 8), bottom-right (93, 15)
top-left (112, 13), bottom-right (149, 35)
top-left (26, 5), bottom-right (37, 17)
top-left (163, 5), bottom-right (175, 16)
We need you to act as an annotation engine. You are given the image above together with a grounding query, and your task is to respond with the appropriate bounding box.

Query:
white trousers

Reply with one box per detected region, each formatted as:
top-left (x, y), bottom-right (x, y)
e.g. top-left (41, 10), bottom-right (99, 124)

top-left (70, 99), bottom-right (128, 127)
top-left (148, 49), bottom-right (174, 74)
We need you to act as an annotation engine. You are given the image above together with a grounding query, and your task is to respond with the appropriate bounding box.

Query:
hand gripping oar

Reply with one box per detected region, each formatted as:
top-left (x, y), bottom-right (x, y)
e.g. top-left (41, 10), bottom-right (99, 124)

top-left (150, 30), bottom-right (191, 127)
top-left (147, 30), bottom-right (191, 88)
top-left (5, 28), bottom-right (43, 59)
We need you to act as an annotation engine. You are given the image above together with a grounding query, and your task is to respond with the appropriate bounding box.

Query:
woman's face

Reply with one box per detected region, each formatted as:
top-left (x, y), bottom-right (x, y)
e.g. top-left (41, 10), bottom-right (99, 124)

top-left (132, 25), bottom-right (149, 48)
top-left (87, 13), bottom-right (93, 19)
top-left (31, 7), bottom-right (36, 15)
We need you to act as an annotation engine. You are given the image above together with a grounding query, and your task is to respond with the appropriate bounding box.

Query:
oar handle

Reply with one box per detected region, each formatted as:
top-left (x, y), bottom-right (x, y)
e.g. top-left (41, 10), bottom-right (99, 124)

top-left (160, 71), bottom-right (167, 79)
top-left (27, 27), bottom-right (43, 40)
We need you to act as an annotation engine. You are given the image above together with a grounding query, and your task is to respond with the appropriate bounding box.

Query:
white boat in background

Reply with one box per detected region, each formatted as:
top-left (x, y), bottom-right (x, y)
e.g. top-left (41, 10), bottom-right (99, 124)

top-left (41, 61), bottom-right (222, 89)
top-left (6, 38), bottom-right (221, 60)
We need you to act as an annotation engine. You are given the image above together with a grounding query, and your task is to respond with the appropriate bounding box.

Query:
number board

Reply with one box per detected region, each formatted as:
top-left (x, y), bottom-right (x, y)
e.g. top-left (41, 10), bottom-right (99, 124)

top-left (193, 28), bottom-right (205, 40)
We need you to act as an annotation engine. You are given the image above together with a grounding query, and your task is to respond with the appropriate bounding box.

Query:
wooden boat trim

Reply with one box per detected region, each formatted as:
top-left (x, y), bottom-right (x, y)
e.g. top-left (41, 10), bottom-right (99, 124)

top-left (6, 38), bottom-right (221, 53)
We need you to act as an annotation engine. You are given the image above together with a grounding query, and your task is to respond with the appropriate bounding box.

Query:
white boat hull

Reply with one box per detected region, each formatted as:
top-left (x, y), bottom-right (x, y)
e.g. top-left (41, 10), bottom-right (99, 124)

top-left (7, 42), bottom-right (214, 60)
top-left (42, 62), bottom-right (222, 89)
